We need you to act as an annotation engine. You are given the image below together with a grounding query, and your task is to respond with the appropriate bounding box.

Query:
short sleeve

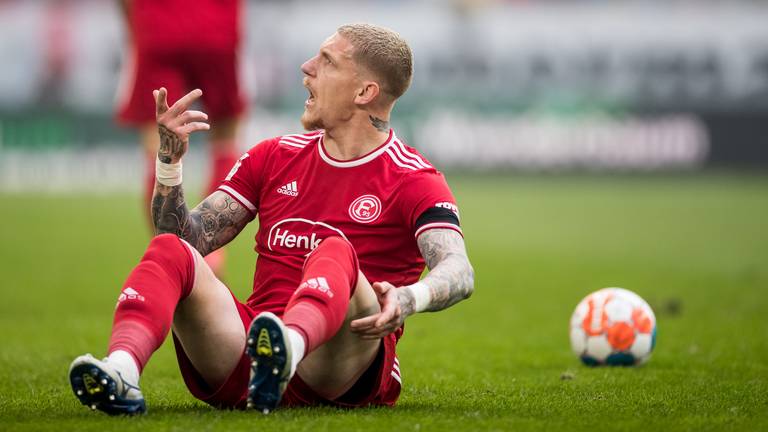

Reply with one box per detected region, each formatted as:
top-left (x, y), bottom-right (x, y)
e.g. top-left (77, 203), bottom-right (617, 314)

top-left (217, 138), bottom-right (276, 216)
top-left (398, 170), bottom-right (462, 239)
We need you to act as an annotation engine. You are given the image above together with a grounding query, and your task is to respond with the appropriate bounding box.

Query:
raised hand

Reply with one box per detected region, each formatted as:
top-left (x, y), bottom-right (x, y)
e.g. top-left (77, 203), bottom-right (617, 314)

top-left (154, 87), bottom-right (210, 163)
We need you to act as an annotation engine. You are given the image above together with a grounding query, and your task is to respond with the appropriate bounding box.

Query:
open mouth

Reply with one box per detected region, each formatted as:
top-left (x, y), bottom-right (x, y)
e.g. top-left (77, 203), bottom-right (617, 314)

top-left (304, 82), bottom-right (316, 107)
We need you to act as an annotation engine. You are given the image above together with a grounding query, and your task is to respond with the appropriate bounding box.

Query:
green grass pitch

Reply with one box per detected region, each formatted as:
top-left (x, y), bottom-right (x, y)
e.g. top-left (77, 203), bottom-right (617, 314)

top-left (1, 174), bottom-right (766, 431)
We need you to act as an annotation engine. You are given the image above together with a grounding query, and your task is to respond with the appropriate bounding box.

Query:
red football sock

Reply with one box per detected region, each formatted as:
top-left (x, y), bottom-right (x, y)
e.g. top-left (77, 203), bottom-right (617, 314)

top-left (282, 237), bottom-right (359, 354)
top-left (206, 146), bottom-right (239, 195)
top-left (108, 234), bottom-right (195, 372)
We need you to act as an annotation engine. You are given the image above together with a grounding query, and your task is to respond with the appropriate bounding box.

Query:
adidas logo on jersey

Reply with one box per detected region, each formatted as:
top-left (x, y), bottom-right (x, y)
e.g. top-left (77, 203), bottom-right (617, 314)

top-left (277, 181), bottom-right (299, 197)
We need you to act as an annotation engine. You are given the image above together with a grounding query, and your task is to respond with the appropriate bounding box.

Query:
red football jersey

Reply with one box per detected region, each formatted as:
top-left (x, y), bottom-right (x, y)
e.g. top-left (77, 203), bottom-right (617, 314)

top-left (126, 0), bottom-right (241, 50)
top-left (218, 129), bottom-right (462, 314)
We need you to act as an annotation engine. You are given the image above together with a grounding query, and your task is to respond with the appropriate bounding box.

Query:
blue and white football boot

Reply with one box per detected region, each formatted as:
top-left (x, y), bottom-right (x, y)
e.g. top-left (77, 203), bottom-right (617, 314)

top-left (245, 312), bottom-right (293, 414)
top-left (69, 354), bottom-right (146, 415)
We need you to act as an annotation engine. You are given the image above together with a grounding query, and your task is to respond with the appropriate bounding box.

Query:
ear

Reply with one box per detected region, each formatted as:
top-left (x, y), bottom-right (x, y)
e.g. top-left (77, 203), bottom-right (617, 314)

top-left (354, 80), bottom-right (380, 106)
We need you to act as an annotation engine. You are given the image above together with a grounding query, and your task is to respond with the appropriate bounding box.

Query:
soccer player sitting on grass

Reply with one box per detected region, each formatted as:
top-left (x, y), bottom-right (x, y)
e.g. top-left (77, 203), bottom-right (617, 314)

top-left (69, 23), bottom-right (474, 415)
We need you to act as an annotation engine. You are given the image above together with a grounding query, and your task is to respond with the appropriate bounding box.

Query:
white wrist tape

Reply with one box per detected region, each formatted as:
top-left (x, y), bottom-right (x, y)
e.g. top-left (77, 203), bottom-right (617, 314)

top-left (407, 282), bottom-right (431, 313)
top-left (155, 159), bottom-right (182, 186)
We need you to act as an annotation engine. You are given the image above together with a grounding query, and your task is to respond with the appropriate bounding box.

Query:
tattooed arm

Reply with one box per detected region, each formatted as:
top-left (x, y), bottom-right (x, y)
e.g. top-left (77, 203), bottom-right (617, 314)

top-left (350, 228), bottom-right (474, 339)
top-left (150, 87), bottom-right (251, 255)
top-left (406, 228), bottom-right (474, 313)
top-left (153, 189), bottom-right (251, 256)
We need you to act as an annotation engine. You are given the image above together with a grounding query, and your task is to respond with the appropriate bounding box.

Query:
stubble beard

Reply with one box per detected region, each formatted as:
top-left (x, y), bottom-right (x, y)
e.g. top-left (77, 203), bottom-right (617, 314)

top-left (301, 109), bottom-right (324, 131)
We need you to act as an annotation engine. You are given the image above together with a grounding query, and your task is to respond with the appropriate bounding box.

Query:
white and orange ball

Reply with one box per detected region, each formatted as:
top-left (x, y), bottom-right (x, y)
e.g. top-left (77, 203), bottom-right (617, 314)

top-left (570, 287), bottom-right (657, 366)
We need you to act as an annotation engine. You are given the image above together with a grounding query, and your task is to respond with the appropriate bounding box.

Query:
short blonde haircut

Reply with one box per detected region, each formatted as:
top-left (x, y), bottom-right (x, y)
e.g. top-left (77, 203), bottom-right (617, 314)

top-left (337, 23), bottom-right (413, 101)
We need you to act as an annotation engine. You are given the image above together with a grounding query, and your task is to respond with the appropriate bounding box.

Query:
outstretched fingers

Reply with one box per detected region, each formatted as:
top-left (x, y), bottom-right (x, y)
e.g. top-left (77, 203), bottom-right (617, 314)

top-left (350, 314), bottom-right (378, 331)
top-left (167, 88), bottom-right (203, 117)
top-left (154, 87), bottom-right (210, 137)
top-left (166, 110), bottom-right (209, 129)
top-left (177, 122), bottom-right (211, 135)
top-left (356, 322), bottom-right (400, 340)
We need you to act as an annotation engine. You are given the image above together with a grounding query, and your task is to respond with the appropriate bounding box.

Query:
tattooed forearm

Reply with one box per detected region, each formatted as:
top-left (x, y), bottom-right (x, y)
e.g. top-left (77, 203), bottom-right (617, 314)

top-left (152, 188), bottom-right (251, 256)
top-left (416, 229), bottom-right (475, 312)
top-left (369, 115), bottom-right (390, 133)
top-left (152, 183), bottom-right (192, 237)
top-left (157, 124), bottom-right (186, 163)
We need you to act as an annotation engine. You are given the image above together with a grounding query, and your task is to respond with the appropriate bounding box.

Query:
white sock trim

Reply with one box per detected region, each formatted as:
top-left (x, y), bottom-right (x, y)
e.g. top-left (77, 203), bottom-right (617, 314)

top-left (107, 350), bottom-right (140, 385)
top-left (155, 159), bottom-right (183, 186)
top-left (286, 328), bottom-right (306, 377)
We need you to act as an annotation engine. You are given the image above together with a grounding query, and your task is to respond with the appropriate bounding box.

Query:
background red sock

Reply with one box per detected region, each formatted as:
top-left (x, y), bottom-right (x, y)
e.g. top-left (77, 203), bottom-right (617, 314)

top-left (206, 147), bottom-right (239, 195)
top-left (108, 234), bottom-right (195, 372)
top-left (282, 237), bottom-right (359, 354)
top-left (202, 148), bottom-right (238, 277)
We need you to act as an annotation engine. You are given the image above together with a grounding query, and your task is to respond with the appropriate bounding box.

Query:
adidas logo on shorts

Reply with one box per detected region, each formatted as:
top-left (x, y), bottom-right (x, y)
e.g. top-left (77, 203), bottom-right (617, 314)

top-left (277, 181), bottom-right (299, 197)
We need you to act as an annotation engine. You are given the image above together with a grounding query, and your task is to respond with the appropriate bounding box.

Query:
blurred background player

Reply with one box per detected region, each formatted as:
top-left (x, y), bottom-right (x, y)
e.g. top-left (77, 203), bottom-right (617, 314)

top-left (115, 0), bottom-right (245, 277)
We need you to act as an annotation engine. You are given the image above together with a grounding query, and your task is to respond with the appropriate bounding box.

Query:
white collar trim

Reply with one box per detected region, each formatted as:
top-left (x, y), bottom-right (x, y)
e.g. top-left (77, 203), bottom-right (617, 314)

top-left (317, 130), bottom-right (395, 168)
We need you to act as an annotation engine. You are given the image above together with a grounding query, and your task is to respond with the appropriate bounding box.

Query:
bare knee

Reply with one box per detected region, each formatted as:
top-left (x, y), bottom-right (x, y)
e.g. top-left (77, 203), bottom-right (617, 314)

top-left (346, 271), bottom-right (380, 321)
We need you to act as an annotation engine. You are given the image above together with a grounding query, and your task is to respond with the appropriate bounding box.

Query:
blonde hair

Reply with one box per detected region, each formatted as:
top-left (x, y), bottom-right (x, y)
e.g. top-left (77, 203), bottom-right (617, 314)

top-left (337, 23), bottom-right (413, 101)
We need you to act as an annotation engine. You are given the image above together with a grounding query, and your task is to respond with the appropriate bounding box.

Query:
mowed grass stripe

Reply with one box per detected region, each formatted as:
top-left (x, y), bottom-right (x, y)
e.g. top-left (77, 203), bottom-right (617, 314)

top-left (0, 174), bottom-right (766, 431)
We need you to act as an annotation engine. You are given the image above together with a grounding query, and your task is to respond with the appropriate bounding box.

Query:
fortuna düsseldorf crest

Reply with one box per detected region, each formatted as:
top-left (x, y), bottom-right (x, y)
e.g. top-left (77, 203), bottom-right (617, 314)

top-left (348, 195), bottom-right (382, 224)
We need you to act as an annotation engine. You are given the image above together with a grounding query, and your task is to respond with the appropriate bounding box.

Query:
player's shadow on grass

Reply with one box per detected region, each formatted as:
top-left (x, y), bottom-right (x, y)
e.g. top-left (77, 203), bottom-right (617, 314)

top-left (60, 400), bottom-right (468, 419)
top-left (148, 403), bottom-right (456, 417)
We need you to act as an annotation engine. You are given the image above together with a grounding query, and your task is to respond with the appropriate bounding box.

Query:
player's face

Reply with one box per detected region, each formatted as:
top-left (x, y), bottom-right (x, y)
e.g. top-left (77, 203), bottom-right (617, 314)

top-left (300, 33), bottom-right (362, 130)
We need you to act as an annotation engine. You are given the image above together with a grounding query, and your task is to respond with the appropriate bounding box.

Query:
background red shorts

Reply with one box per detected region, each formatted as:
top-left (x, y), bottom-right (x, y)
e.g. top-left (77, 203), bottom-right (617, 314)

top-left (172, 290), bottom-right (402, 409)
top-left (116, 46), bottom-right (246, 125)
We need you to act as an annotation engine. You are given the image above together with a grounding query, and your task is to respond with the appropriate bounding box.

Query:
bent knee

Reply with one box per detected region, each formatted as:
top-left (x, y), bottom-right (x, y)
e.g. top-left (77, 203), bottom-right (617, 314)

top-left (144, 234), bottom-right (188, 259)
top-left (141, 234), bottom-right (195, 295)
top-left (148, 233), bottom-right (184, 248)
top-left (345, 275), bottom-right (380, 321)
top-left (310, 236), bottom-right (359, 284)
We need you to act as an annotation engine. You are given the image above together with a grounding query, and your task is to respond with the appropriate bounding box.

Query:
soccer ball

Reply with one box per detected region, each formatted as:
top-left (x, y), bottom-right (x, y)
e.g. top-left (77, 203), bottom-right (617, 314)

top-left (569, 287), bottom-right (657, 366)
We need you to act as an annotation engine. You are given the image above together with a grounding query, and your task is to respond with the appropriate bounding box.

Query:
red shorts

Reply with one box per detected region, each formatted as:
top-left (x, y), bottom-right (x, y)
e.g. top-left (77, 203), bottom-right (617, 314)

top-left (172, 291), bottom-right (402, 409)
top-left (116, 45), bottom-right (245, 125)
